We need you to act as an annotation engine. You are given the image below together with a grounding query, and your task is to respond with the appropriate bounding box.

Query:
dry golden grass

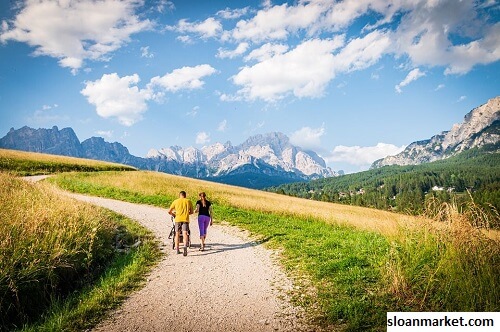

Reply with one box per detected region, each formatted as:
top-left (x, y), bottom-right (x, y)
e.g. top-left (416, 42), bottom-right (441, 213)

top-left (0, 172), bottom-right (119, 326)
top-left (71, 170), bottom-right (426, 237)
top-left (0, 148), bottom-right (136, 173)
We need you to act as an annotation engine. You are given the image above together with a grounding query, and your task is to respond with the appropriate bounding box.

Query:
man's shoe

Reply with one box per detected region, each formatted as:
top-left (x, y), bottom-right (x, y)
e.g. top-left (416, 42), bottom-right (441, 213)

top-left (183, 247), bottom-right (188, 256)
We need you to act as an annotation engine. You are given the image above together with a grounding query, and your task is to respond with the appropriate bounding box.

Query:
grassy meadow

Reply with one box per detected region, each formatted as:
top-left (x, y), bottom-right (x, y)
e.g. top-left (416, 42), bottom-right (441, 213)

top-left (49, 171), bottom-right (500, 331)
top-left (2, 149), bottom-right (498, 331)
top-left (0, 172), bottom-right (161, 331)
top-left (0, 148), bottom-right (136, 175)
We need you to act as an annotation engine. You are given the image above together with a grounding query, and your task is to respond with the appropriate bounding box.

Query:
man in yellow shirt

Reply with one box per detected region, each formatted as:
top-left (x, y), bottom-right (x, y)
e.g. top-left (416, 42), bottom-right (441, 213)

top-left (168, 191), bottom-right (193, 256)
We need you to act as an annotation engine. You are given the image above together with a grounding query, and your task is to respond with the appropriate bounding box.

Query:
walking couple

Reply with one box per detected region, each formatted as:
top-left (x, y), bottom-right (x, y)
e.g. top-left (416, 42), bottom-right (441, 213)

top-left (168, 191), bottom-right (213, 256)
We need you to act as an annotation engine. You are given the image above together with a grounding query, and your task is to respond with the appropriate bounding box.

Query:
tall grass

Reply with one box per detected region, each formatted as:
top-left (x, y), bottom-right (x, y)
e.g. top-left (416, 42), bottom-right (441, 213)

top-left (0, 172), bottom-right (160, 331)
top-left (385, 197), bottom-right (500, 312)
top-left (0, 148), bottom-right (136, 175)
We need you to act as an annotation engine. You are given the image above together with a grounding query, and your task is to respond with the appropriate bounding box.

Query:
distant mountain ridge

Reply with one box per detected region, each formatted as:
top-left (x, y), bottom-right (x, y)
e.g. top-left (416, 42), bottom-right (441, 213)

top-left (371, 97), bottom-right (500, 168)
top-left (0, 126), bottom-right (336, 188)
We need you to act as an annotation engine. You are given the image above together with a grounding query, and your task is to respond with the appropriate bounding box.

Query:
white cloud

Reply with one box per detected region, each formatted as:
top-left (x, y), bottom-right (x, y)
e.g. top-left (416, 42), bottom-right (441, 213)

top-left (289, 125), bottom-right (325, 150)
top-left (395, 68), bottom-right (426, 93)
top-left (217, 7), bottom-right (249, 20)
top-left (230, 1), bottom-right (326, 42)
top-left (244, 43), bottom-right (288, 62)
top-left (196, 131), bottom-right (210, 144)
top-left (223, 0), bottom-right (499, 82)
top-left (81, 65), bottom-right (217, 126)
top-left (217, 42), bottom-right (249, 59)
top-left (457, 95), bottom-right (467, 102)
top-left (0, 0), bottom-right (152, 72)
top-left (96, 130), bottom-right (113, 138)
top-left (149, 64), bottom-right (217, 92)
top-left (141, 46), bottom-right (154, 58)
top-left (41, 104), bottom-right (58, 111)
top-left (230, 37), bottom-right (343, 101)
top-left (328, 143), bottom-right (406, 166)
top-left (155, 0), bottom-right (175, 13)
top-left (168, 17), bottom-right (222, 40)
top-left (392, 0), bottom-right (500, 74)
top-left (81, 73), bottom-right (152, 126)
top-left (332, 30), bottom-right (392, 73)
top-left (217, 119), bottom-right (227, 132)
top-left (435, 84), bottom-right (445, 91)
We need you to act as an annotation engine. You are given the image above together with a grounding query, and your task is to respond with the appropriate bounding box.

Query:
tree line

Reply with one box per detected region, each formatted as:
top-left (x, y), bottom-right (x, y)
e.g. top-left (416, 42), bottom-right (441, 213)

top-left (266, 145), bottom-right (500, 225)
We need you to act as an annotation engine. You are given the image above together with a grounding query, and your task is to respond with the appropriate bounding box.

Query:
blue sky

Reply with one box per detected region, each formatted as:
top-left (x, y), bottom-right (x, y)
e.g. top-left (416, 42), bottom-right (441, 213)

top-left (0, 0), bottom-right (499, 174)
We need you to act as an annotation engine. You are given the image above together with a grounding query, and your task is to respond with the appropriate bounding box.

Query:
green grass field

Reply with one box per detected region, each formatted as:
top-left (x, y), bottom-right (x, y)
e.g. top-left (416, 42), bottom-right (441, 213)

top-left (49, 171), bottom-right (500, 331)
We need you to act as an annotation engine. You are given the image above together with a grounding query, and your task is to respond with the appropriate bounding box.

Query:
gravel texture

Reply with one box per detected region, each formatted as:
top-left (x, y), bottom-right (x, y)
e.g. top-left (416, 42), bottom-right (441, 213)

top-left (60, 191), bottom-right (312, 332)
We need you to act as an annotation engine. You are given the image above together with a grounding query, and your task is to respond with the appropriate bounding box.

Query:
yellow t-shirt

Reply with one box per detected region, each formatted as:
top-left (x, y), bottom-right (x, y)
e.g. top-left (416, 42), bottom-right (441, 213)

top-left (169, 198), bottom-right (193, 222)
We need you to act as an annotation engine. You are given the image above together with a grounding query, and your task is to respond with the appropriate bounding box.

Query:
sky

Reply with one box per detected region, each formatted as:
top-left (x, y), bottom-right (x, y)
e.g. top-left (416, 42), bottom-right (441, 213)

top-left (0, 0), bottom-right (499, 174)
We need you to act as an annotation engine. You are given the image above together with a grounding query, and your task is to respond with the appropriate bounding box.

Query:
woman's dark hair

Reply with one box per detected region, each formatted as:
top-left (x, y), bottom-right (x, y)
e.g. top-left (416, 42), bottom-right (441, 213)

top-left (199, 192), bottom-right (207, 207)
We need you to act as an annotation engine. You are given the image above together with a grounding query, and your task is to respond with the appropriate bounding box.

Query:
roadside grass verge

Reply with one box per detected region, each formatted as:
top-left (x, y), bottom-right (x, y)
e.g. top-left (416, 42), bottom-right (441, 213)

top-left (0, 148), bottom-right (136, 175)
top-left (48, 171), bottom-right (500, 331)
top-left (0, 173), bottom-right (161, 331)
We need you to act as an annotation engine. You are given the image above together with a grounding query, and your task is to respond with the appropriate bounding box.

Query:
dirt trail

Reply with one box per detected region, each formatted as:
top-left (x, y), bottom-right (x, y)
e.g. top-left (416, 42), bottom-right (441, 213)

top-left (60, 192), bottom-right (311, 332)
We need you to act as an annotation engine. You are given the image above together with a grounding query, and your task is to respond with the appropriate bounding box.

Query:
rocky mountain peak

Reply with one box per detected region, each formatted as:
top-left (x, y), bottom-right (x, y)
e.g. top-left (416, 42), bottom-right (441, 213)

top-left (371, 96), bottom-right (500, 168)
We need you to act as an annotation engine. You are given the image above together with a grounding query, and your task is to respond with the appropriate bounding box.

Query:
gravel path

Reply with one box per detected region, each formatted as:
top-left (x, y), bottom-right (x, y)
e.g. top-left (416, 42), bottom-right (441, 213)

top-left (61, 192), bottom-right (311, 332)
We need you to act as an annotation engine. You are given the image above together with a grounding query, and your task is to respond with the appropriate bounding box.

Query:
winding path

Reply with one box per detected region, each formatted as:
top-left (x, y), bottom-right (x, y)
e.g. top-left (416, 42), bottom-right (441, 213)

top-left (61, 191), bottom-right (311, 332)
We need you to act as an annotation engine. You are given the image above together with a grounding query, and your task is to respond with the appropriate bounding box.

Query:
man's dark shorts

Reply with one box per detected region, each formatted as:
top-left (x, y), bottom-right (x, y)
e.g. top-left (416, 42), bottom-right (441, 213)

top-left (175, 221), bottom-right (189, 232)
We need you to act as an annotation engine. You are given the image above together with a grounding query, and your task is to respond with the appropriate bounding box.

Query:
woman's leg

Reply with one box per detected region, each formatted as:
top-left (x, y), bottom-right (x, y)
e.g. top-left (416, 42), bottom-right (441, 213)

top-left (198, 215), bottom-right (210, 250)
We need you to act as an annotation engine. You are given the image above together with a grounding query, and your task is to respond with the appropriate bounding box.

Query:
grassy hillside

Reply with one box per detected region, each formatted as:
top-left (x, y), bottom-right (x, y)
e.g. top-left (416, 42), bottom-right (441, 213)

top-left (49, 171), bottom-right (500, 331)
top-left (268, 145), bottom-right (500, 223)
top-left (0, 148), bottom-right (136, 175)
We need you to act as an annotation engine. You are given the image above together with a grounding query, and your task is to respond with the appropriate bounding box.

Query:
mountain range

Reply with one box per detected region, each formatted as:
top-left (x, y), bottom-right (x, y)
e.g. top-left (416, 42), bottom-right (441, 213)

top-left (0, 127), bottom-right (336, 188)
top-left (371, 96), bottom-right (500, 168)
top-left (1, 97), bottom-right (498, 188)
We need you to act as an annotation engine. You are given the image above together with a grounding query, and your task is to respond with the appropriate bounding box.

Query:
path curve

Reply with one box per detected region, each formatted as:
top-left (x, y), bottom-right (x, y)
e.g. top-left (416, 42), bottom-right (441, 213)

top-left (60, 192), bottom-right (311, 332)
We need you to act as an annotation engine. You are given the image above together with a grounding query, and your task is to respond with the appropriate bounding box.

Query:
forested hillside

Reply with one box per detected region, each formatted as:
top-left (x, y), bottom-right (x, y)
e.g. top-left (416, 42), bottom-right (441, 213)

top-left (267, 144), bottom-right (500, 222)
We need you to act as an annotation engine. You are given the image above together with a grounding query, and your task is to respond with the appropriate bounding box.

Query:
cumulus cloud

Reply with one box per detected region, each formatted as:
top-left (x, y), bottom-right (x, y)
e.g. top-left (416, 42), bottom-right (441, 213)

top-left (290, 125), bottom-right (325, 150)
top-left (218, 0), bottom-right (499, 100)
top-left (217, 42), bottom-right (249, 59)
top-left (0, 0), bottom-right (152, 73)
top-left (230, 1), bottom-right (326, 42)
top-left (244, 43), bottom-right (288, 62)
top-left (395, 68), bottom-right (426, 93)
top-left (81, 73), bottom-right (152, 126)
top-left (196, 131), bottom-right (210, 144)
top-left (81, 65), bottom-right (217, 126)
top-left (230, 37), bottom-right (343, 101)
top-left (225, 30), bottom-right (391, 101)
top-left (327, 143), bottom-right (406, 167)
top-left (391, 0), bottom-right (500, 74)
top-left (167, 17), bottom-right (222, 39)
top-left (333, 30), bottom-right (392, 73)
top-left (149, 64), bottom-right (217, 92)
top-left (217, 7), bottom-right (249, 20)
